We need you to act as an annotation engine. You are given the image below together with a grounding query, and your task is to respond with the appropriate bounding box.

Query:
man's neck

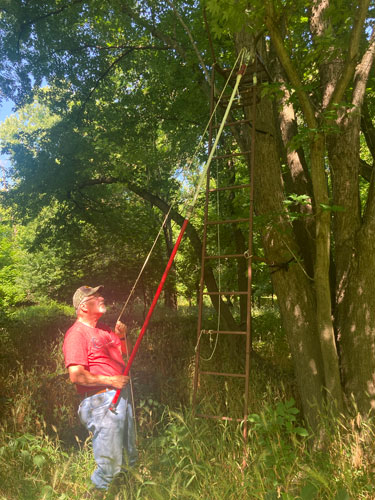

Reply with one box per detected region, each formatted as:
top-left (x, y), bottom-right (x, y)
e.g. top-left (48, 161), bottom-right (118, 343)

top-left (77, 316), bottom-right (100, 328)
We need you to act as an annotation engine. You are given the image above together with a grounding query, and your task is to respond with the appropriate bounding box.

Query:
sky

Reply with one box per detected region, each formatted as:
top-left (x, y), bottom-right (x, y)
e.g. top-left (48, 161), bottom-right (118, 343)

top-left (0, 98), bottom-right (14, 121)
top-left (0, 98), bottom-right (15, 169)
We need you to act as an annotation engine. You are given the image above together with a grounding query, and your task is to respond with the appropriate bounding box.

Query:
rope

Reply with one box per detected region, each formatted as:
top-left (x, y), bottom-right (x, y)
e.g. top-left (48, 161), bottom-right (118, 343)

top-left (116, 207), bottom-right (172, 440)
top-left (116, 206), bottom-right (173, 323)
top-left (183, 50), bottom-right (246, 197)
top-left (185, 49), bottom-right (249, 218)
top-left (117, 48), bottom-right (248, 324)
top-left (199, 123), bottom-right (221, 362)
top-left (110, 48), bottom-right (252, 413)
top-left (279, 236), bottom-right (314, 281)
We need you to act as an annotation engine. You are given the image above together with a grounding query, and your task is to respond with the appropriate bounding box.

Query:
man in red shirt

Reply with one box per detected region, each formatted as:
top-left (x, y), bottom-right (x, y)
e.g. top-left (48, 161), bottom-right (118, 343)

top-left (63, 285), bottom-right (137, 497)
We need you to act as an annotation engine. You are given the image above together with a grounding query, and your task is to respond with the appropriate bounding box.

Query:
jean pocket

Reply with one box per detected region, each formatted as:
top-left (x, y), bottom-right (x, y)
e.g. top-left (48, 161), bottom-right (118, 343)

top-left (90, 392), bottom-right (111, 410)
top-left (78, 398), bottom-right (91, 426)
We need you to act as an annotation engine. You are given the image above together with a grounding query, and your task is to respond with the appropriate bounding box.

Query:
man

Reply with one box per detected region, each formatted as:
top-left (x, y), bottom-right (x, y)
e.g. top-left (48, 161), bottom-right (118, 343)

top-left (63, 285), bottom-right (137, 497)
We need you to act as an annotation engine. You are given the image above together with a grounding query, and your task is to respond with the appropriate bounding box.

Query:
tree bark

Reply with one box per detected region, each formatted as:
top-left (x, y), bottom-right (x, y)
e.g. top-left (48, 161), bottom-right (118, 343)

top-left (231, 33), bottom-right (327, 426)
top-left (251, 100), bottom-right (327, 428)
top-left (326, 25), bottom-right (375, 412)
top-left (310, 133), bottom-right (343, 412)
top-left (162, 218), bottom-right (178, 309)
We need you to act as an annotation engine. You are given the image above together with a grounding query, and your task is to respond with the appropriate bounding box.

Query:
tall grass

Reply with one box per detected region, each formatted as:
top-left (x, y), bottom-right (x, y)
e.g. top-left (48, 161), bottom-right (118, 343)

top-left (0, 302), bottom-right (374, 499)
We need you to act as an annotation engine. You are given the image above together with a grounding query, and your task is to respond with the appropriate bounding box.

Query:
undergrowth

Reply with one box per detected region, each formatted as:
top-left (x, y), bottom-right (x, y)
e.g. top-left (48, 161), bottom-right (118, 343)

top-left (0, 302), bottom-right (374, 499)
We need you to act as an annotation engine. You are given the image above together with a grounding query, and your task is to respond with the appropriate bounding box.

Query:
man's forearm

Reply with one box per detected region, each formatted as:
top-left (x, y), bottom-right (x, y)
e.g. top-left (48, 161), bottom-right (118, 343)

top-left (68, 365), bottom-right (129, 389)
top-left (71, 369), bottom-right (114, 387)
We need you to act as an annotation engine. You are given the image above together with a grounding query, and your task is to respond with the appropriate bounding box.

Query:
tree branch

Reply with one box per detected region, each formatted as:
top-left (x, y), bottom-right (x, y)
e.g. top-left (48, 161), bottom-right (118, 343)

top-left (361, 97), bottom-right (375, 162)
top-left (75, 175), bottom-right (239, 328)
top-left (120, 3), bottom-right (187, 61)
top-left (360, 159), bottom-right (374, 182)
top-left (328, 0), bottom-right (371, 108)
top-left (264, 2), bottom-right (318, 129)
top-left (81, 49), bottom-right (134, 107)
top-left (164, 0), bottom-right (210, 84)
top-left (68, 44), bottom-right (171, 53)
top-left (352, 25), bottom-right (375, 108)
top-left (18, 0), bottom-right (85, 50)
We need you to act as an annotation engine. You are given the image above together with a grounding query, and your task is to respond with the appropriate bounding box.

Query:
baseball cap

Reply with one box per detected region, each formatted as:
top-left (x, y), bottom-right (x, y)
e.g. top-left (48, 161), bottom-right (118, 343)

top-left (72, 285), bottom-right (104, 309)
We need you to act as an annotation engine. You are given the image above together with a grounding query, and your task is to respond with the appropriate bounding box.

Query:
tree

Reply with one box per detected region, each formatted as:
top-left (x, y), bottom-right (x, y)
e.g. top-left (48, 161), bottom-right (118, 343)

top-left (1, 0), bottom-right (375, 429)
top-left (205, 0), bottom-right (375, 425)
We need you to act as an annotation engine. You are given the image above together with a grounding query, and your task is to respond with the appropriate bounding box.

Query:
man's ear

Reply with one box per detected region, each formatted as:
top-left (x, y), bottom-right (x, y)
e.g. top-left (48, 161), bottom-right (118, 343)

top-left (78, 302), bottom-right (87, 314)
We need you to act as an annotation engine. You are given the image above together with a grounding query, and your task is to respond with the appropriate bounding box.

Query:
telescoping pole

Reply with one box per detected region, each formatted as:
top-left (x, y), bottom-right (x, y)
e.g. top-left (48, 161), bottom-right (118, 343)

top-left (109, 51), bottom-right (250, 412)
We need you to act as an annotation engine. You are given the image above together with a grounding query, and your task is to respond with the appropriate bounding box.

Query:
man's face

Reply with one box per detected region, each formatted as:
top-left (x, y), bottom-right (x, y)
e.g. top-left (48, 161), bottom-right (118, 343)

top-left (80, 292), bottom-right (106, 316)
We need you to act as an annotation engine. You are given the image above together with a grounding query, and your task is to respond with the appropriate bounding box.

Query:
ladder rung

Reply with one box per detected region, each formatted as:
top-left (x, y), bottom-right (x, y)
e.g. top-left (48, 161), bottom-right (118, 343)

top-left (209, 183), bottom-right (251, 193)
top-left (228, 101), bottom-right (253, 108)
top-left (201, 329), bottom-right (247, 335)
top-left (195, 413), bottom-right (242, 423)
top-left (218, 63), bottom-right (270, 81)
top-left (206, 217), bottom-right (250, 225)
top-left (216, 94), bottom-right (252, 103)
top-left (203, 291), bottom-right (249, 296)
top-left (217, 101), bottom-right (252, 109)
top-left (212, 119), bottom-right (250, 129)
top-left (238, 87), bottom-right (256, 94)
top-left (200, 370), bottom-right (246, 378)
top-left (204, 253), bottom-right (245, 260)
top-left (212, 151), bottom-right (250, 160)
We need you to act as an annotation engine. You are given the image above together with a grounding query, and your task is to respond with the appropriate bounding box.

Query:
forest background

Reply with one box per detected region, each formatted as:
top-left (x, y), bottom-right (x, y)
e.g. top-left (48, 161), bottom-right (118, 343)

top-left (1, 0), bottom-right (375, 498)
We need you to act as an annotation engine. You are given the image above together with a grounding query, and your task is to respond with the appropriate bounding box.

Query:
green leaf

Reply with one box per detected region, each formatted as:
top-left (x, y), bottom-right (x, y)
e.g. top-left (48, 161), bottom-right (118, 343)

top-left (334, 488), bottom-right (350, 500)
top-left (319, 203), bottom-right (346, 212)
top-left (41, 485), bottom-right (54, 498)
top-left (299, 482), bottom-right (318, 500)
top-left (33, 454), bottom-right (46, 467)
top-left (295, 427), bottom-right (309, 436)
top-left (20, 449), bottom-right (31, 460)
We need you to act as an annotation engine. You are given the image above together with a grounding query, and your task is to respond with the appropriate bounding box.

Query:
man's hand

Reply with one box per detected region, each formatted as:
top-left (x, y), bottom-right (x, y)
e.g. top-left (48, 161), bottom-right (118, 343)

top-left (115, 321), bottom-right (127, 337)
top-left (110, 374), bottom-right (130, 390)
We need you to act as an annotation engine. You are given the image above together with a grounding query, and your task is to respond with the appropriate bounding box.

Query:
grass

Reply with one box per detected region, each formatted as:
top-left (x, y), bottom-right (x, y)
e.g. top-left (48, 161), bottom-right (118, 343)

top-left (0, 301), bottom-right (374, 499)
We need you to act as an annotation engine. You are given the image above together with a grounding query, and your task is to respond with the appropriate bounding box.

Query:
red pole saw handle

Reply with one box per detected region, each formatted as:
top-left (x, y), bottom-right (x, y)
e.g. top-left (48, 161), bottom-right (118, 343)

top-left (109, 218), bottom-right (189, 412)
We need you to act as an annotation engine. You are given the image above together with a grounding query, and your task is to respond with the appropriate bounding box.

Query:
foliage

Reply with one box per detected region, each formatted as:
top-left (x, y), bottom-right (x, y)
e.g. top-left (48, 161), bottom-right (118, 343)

top-left (0, 0), bottom-right (214, 307)
top-left (0, 427), bottom-right (72, 500)
top-left (0, 224), bottom-right (26, 308)
top-left (1, 0), bottom-right (375, 435)
top-left (0, 302), bottom-right (374, 498)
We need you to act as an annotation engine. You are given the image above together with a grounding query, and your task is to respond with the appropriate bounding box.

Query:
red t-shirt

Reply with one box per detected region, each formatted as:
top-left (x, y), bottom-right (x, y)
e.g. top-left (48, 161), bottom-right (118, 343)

top-left (63, 321), bottom-right (126, 394)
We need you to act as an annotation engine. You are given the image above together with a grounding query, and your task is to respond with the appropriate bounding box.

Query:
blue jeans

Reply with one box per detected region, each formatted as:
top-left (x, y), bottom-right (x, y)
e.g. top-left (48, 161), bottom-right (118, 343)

top-left (78, 386), bottom-right (137, 490)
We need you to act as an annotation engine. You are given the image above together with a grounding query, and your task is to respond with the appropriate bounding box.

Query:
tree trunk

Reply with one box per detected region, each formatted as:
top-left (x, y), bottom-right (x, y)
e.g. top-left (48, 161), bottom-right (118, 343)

top-left (251, 98), bottom-right (326, 428)
top-left (230, 31), bottom-right (327, 424)
top-left (331, 113), bottom-right (375, 412)
top-left (162, 218), bottom-right (178, 309)
top-left (339, 223), bottom-right (375, 412)
top-left (310, 133), bottom-right (344, 412)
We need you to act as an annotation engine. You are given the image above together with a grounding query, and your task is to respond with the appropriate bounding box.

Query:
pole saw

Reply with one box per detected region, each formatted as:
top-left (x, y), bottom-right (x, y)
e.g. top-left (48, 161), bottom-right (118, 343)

top-left (109, 50), bottom-right (250, 412)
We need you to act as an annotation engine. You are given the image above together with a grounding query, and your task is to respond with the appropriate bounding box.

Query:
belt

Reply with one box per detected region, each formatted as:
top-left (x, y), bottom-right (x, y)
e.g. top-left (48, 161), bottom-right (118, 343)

top-left (82, 387), bottom-right (113, 399)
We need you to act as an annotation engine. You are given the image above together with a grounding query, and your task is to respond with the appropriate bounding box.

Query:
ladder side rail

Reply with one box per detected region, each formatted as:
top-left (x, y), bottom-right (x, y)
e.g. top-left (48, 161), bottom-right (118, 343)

top-left (192, 64), bottom-right (216, 411)
top-left (243, 72), bottom-right (257, 442)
